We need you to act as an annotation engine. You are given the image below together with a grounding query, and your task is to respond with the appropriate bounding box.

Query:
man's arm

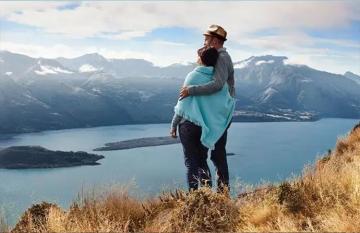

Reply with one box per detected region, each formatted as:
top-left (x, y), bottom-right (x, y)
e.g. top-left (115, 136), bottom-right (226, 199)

top-left (187, 55), bottom-right (228, 96)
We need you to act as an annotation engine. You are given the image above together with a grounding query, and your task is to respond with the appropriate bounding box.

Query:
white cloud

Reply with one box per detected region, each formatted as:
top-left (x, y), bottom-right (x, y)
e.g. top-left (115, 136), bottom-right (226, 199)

top-left (229, 30), bottom-right (359, 74)
top-left (0, 1), bottom-right (66, 18)
top-left (235, 30), bottom-right (359, 52)
top-left (0, 41), bottom-right (84, 58)
top-left (100, 42), bottom-right (196, 67)
top-left (0, 40), bottom-right (194, 67)
top-left (150, 40), bottom-right (188, 47)
top-left (1, 0), bottom-right (359, 75)
top-left (295, 54), bottom-right (360, 75)
top-left (1, 1), bottom-right (357, 40)
top-left (98, 31), bottom-right (149, 40)
top-left (3, 39), bottom-right (359, 75)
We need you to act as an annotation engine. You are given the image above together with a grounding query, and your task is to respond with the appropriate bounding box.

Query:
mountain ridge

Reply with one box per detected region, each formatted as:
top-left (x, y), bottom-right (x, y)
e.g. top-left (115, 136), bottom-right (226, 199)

top-left (1, 50), bottom-right (359, 134)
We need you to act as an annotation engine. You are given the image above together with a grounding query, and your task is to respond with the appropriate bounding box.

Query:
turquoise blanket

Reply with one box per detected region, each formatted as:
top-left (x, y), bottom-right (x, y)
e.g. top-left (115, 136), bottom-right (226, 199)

top-left (174, 66), bottom-right (235, 150)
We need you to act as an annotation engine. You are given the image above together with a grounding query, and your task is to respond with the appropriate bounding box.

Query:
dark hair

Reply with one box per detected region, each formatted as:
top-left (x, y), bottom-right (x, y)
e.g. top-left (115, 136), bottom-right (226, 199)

top-left (197, 46), bottom-right (219, 67)
top-left (215, 37), bottom-right (225, 45)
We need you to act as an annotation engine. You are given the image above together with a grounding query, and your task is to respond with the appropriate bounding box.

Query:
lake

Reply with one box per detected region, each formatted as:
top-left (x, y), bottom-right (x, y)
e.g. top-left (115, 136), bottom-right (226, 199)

top-left (0, 118), bottom-right (358, 226)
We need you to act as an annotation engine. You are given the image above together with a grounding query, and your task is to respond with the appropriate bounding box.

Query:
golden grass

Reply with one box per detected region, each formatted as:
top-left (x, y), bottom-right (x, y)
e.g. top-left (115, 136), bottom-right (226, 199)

top-left (0, 210), bottom-right (10, 233)
top-left (7, 122), bottom-right (360, 232)
top-left (235, 122), bottom-right (360, 232)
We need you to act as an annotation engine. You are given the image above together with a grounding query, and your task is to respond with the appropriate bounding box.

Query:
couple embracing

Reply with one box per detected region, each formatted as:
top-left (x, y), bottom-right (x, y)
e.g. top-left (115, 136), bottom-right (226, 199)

top-left (170, 25), bottom-right (235, 193)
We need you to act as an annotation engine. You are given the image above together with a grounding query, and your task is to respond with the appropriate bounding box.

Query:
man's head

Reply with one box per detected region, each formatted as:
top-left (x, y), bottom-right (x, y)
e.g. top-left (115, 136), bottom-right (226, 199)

top-left (203, 24), bottom-right (227, 49)
top-left (197, 46), bottom-right (219, 67)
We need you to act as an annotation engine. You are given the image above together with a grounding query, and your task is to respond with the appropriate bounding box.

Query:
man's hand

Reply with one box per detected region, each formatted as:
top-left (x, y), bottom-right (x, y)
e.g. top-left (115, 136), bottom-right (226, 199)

top-left (170, 128), bottom-right (177, 138)
top-left (179, 86), bottom-right (190, 100)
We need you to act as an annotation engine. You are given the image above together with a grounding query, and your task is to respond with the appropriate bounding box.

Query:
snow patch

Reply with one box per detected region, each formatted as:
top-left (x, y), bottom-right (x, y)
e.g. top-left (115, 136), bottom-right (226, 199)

top-left (256, 60), bottom-right (274, 66)
top-left (35, 65), bottom-right (58, 75)
top-left (53, 67), bottom-right (73, 74)
top-left (262, 87), bottom-right (278, 102)
top-left (91, 88), bottom-right (102, 94)
top-left (5, 71), bottom-right (13, 76)
top-left (234, 59), bottom-right (252, 69)
top-left (300, 79), bottom-right (313, 83)
top-left (264, 87), bottom-right (278, 96)
top-left (265, 114), bottom-right (292, 120)
top-left (79, 64), bottom-right (98, 73)
top-left (170, 61), bottom-right (192, 66)
top-left (34, 65), bottom-right (73, 75)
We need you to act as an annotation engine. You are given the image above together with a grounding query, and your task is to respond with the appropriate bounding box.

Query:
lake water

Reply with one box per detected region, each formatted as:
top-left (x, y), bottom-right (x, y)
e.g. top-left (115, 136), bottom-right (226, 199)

top-left (0, 118), bottom-right (358, 226)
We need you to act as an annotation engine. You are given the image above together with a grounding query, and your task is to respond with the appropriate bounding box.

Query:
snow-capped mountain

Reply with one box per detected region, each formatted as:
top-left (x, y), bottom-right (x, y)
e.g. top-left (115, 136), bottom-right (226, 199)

top-left (56, 53), bottom-right (195, 78)
top-left (0, 50), bottom-right (359, 133)
top-left (56, 53), bottom-right (110, 74)
top-left (233, 55), bottom-right (360, 119)
top-left (0, 50), bottom-right (36, 78)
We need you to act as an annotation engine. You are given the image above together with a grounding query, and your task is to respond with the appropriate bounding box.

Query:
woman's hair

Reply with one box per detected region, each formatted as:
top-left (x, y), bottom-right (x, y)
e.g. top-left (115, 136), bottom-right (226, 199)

top-left (197, 46), bottom-right (219, 67)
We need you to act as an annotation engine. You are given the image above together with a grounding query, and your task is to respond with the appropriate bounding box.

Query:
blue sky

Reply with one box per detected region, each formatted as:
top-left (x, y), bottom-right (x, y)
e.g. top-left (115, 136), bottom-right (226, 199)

top-left (0, 1), bottom-right (359, 74)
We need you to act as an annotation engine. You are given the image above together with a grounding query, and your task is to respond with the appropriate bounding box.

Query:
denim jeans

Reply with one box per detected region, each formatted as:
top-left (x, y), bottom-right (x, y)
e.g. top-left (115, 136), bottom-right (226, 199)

top-left (179, 120), bottom-right (231, 192)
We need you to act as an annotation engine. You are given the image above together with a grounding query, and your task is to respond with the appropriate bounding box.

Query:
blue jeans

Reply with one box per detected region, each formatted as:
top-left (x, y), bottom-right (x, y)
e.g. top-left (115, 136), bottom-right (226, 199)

top-left (179, 120), bottom-right (230, 192)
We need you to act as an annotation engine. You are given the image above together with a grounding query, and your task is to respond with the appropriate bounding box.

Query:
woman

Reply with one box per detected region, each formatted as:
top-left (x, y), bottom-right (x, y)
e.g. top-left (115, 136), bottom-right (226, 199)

top-left (170, 46), bottom-right (235, 191)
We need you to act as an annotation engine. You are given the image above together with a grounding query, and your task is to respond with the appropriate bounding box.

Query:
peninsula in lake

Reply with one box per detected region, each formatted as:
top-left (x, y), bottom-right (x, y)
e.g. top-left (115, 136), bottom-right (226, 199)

top-left (94, 136), bottom-right (237, 157)
top-left (94, 136), bottom-right (180, 151)
top-left (0, 146), bottom-right (104, 169)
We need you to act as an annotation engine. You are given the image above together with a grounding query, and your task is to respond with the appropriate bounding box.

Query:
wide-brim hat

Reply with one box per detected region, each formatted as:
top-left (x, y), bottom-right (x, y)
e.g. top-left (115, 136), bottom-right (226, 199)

top-left (203, 24), bottom-right (227, 41)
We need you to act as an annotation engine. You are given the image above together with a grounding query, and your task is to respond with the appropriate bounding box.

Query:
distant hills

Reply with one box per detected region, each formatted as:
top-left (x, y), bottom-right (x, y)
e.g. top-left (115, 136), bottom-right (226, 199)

top-left (1, 50), bottom-right (359, 134)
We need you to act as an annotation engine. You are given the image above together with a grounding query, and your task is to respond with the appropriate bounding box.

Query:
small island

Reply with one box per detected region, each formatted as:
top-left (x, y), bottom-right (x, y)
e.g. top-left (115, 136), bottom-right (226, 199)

top-left (94, 136), bottom-right (181, 151)
top-left (0, 146), bottom-right (104, 169)
top-left (93, 136), bottom-right (236, 157)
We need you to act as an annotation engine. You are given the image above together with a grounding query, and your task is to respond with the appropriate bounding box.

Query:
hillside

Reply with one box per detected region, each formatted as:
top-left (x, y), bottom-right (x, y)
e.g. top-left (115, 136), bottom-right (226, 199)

top-left (3, 122), bottom-right (359, 232)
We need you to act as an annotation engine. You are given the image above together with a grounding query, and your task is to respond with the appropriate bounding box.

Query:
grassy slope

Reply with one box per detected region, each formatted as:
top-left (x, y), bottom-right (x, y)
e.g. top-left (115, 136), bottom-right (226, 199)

top-left (5, 122), bottom-right (360, 232)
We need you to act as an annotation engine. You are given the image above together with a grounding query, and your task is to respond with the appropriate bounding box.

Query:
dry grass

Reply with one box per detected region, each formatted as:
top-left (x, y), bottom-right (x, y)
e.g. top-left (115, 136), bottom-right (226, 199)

top-left (0, 210), bottom-right (10, 233)
top-left (7, 122), bottom-right (360, 232)
top-left (235, 122), bottom-right (360, 232)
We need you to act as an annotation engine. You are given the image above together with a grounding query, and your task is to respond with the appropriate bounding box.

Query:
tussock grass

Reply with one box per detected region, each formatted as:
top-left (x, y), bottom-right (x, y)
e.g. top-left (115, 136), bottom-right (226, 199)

top-left (0, 210), bottom-right (10, 233)
top-left (235, 122), bottom-right (360, 232)
top-left (7, 122), bottom-right (360, 232)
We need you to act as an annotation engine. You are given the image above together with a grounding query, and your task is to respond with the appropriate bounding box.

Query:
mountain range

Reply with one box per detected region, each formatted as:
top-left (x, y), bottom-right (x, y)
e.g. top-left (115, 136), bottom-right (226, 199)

top-left (1, 50), bottom-right (359, 134)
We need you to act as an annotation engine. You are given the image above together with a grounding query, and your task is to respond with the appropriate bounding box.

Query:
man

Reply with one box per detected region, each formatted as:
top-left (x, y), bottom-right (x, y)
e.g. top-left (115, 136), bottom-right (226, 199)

top-left (179, 24), bottom-right (235, 193)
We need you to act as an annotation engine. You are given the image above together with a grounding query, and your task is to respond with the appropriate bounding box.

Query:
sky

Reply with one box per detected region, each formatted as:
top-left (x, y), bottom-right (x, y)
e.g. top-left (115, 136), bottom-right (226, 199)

top-left (0, 1), bottom-right (359, 75)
